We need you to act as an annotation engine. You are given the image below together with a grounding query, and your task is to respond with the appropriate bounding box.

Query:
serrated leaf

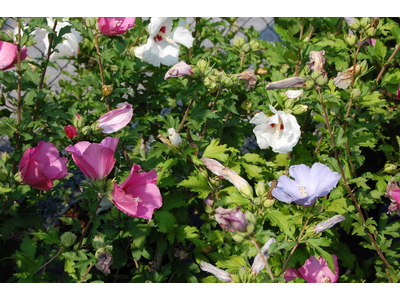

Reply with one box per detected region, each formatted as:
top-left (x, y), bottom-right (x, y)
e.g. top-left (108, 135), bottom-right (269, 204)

top-left (178, 170), bottom-right (210, 199)
top-left (267, 210), bottom-right (295, 240)
top-left (202, 139), bottom-right (238, 162)
top-left (216, 255), bottom-right (247, 273)
top-left (375, 39), bottom-right (387, 60)
top-left (215, 191), bottom-right (251, 207)
top-left (154, 211), bottom-right (176, 233)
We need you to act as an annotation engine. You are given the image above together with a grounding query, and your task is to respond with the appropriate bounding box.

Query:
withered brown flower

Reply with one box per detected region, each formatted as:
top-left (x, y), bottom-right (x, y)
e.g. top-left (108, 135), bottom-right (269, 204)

top-left (265, 77), bottom-right (306, 90)
top-left (238, 70), bottom-right (257, 91)
top-left (333, 65), bottom-right (360, 89)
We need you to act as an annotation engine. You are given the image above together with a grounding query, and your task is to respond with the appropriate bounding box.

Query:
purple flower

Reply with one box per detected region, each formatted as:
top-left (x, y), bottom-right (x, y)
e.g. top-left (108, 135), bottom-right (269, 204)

top-left (95, 252), bottom-right (113, 274)
top-left (272, 163), bottom-right (341, 206)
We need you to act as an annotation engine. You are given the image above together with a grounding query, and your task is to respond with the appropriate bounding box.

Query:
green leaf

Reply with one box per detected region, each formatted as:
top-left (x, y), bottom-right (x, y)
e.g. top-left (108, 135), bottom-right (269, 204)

top-left (202, 139), bottom-right (238, 162)
top-left (216, 255), bottom-right (247, 273)
top-left (30, 230), bottom-right (60, 245)
top-left (178, 170), bottom-right (210, 199)
top-left (267, 210), bottom-right (295, 240)
top-left (375, 39), bottom-right (387, 60)
top-left (20, 233), bottom-right (37, 260)
top-left (154, 211), bottom-right (177, 234)
top-left (215, 191), bottom-right (251, 207)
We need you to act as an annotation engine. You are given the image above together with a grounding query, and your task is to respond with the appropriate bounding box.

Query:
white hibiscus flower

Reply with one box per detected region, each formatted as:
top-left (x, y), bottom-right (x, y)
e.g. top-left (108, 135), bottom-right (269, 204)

top-left (139, 17), bottom-right (194, 67)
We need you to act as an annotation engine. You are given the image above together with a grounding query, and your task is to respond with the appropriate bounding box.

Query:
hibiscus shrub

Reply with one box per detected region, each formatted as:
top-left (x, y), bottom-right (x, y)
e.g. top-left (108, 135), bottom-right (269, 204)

top-left (0, 17), bottom-right (400, 283)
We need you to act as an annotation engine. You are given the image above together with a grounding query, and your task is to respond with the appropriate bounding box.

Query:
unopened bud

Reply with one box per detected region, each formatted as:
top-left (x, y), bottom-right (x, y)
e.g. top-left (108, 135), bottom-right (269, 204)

top-left (211, 176), bottom-right (222, 188)
top-left (249, 40), bottom-right (261, 51)
top-left (360, 17), bottom-right (370, 29)
top-left (316, 73), bottom-right (328, 86)
top-left (350, 88), bottom-right (361, 100)
top-left (383, 163), bottom-right (397, 174)
top-left (204, 77), bottom-right (217, 90)
top-left (1, 152), bottom-right (10, 164)
top-left (349, 19), bottom-right (361, 31)
top-left (81, 125), bottom-right (92, 136)
top-left (191, 66), bottom-right (201, 78)
top-left (241, 99), bottom-right (253, 110)
top-left (93, 234), bottom-right (105, 249)
top-left (360, 60), bottom-right (368, 75)
top-left (196, 59), bottom-right (209, 72)
top-left (292, 104), bottom-right (308, 115)
top-left (101, 85), bottom-right (113, 98)
top-left (255, 181), bottom-right (266, 198)
top-left (263, 198), bottom-right (275, 208)
top-left (311, 70), bottom-right (322, 81)
top-left (242, 43), bottom-right (251, 53)
top-left (304, 78), bottom-right (315, 90)
top-left (221, 75), bottom-right (234, 88)
top-left (233, 36), bottom-right (246, 48)
top-left (240, 184), bottom-right (254, 199)
top-left (60, 232), bottom-right (77, 247)
top-left (346, 34), bottom-right (357, 46)
top-left (285, 98), bottom-right (295, 110)
top-left (73, 113), bottom-right (84, 129)
top-left (85, 17), bottom-right (97, 28)
top-left (366, 27), bottom-right (376, 37)
top-left (330, 106), bottom-right (340, 116)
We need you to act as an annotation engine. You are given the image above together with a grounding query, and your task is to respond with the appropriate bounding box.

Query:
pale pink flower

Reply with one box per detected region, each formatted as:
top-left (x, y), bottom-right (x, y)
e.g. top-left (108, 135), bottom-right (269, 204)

top-left (98, 17), bottom-right (136, 36)
top-left (19, 141), bottom-right (68, 191)
top-left (98, 103), bottom-right (134, 134)
top-left (284, 254), bottom-right (339, 283)
top-left (200, 261), bottom-right (233, 282)
top-left (164, 61), bottom-right (193, 80)
top-left (65, 137), bottom-right (119, 181)
top-left (0, 40), bottom-right (28, 70)
top-left (111, 164), bottom-right (162, 219)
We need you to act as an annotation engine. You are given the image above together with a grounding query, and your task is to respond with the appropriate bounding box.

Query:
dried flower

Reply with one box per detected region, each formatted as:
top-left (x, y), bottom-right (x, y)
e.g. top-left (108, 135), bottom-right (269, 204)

top-left (265, 77), bottom-right (306, 90)
top-left (164, 61), bottom-right (193, 80)
top-left (168, 128), bottom-right (182, 148)
top-left (385, 178), bottom-right (400, 216)
top-left (314, 215), bottom-right (345, 233)
top-left (238, 70), bottom-right (257, 91)
top-left (307, 50), bottom-right (326, 73)
top-left (95, 252), bottom-right (113, 274)
top-left (333, 65), bottom-right (360, 89)
top-left (200, 261), bottom-right (233, 282)
top-left (251, 238), bottom-right (277, 274)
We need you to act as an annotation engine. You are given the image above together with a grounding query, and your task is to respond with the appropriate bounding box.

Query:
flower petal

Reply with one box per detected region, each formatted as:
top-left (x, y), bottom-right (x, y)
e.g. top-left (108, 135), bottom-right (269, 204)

top-left (170, 23), bottom-right (194, 48)
top-left (307, 163), bottom-right (341, 196)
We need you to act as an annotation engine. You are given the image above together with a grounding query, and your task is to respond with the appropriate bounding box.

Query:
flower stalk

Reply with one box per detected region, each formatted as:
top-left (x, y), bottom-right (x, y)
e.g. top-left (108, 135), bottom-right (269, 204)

top-left (317, 87), bottom-right (393, 282)
top-left (251, 237), bottom-right (275, 282)
top-left (95, 33), bottom-right (110, 112)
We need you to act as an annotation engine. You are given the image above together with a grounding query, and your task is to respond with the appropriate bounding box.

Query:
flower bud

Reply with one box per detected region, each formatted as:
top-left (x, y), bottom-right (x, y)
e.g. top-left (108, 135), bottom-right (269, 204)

top-left (233, 36), bottom-right (245, 48)
top-left (316, 73), bottom-right (328, 86)
top-left (350, 88), bottom-right (361, 100)
top-left (383, 163), bottom-right (397, 174)
top-left (211, 176), bottom-right (222, 188)
top-left (360, 17), bottom-right (370, 29)
top-left (93, 234), bottom-right (105, 249)
top-left (204, 77), bottom-right (217, 90)
top-left (168, 128), bottom-right (182, 148)
top-left (60, 232), bottom-right (77, 247)
top-left (81, 125), bottom-right (92, 136)
top-left (241, 99), bottom-right (253, 110)
top-left (249, 40), bottom-right (261, 51)
top-left (349, 19), bottom-right (361, 31)
top-left (304, 78), bottom-right (315, 90)
top-left (366, 27), bottom-right (376, 37)
top-left (311, 70), bottom-right (322, 81)
top-left (64, 125), bottom-right (78, 139)
top-left (330, 106), bottom-right (340, 116)
top-left (73, 113), bottom-right (84, 129)
top-left (240, 184), bottom-right (254, 199)
top-left (0, 168), bottom-right (8, 181)
top-left (292, 104), bottom-right (308, 115)
top-left (346, 34), bottom-right (357, 46)
top-left (1, 152), bottom-right (10, 164)
top-left (196, 59), bottom-right (209, 72)
top-left (255, 181), bottom-right (266, 198)
top-left (263, 198), bottom-right (275, 208)
top-left (360, 60), bottom-right (368, 75)
top-left (85, 17), bottom-right (97, 28)
top-left (242, 43), bottom-right (251, 53)
top-left (101, 85), bottom-right (113, 98)
top-left (215, 207), bottom-right (248, 232)
top-left (256, 67), bottom-right (268, 75)
top-left (190, 66), bottom-right (201, 78)
top-left (221, 75), bottom-right (234, 88)
top-left (285, 98), bottom-right (295, 110)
